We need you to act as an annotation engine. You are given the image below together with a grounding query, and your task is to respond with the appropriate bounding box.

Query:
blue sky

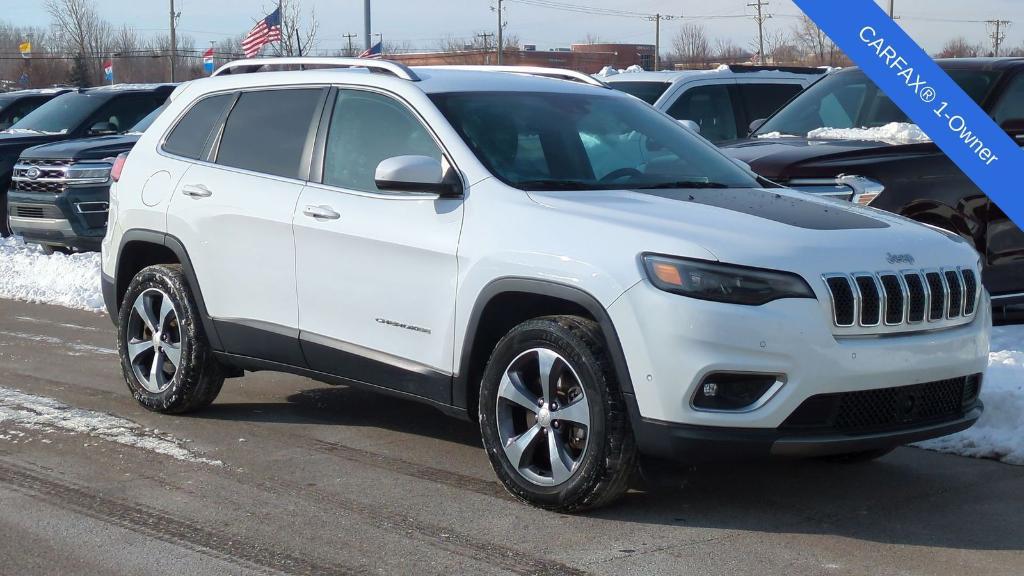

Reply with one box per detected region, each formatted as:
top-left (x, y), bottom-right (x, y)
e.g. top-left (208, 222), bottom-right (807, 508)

top-left (8, 0), bottom-right (1024, 54)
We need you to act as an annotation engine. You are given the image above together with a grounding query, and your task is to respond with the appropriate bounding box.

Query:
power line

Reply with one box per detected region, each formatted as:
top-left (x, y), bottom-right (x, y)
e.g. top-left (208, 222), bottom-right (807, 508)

top-left (987, 19), bottom-right (1011, 56)
top-left (644, 14), bottom-right (676, 71)
top-left (341, 32), bottom-right (357, 56)
top-left (747, 0), bottom-right (771, 64)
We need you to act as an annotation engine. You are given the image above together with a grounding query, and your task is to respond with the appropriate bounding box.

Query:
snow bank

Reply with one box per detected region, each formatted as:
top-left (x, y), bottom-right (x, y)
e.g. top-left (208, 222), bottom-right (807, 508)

top-left (808, 122), bottom-right (931, 144)
top-left (915, 325), bottom-right (1024, 465)
top-left (0, 236), bottom-right (104, 312)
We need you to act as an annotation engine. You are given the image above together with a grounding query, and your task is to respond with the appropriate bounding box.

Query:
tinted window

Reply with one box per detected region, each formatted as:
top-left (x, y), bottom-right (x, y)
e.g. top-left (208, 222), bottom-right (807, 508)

top-left (216, 89), bottom-right (323, 179)
top-left (0, 96), bottom-right (47, 128)
top-left (758, 69), bottom-right (1002, 137)
top-left (738, 83), bottom-right (803, 126)
top-left (84, 93), bottom-right (167, 135)
top-left (431, 91), bottom-right (758, 191)
top-left (608, 81), bottom-right (672, 105)
top-left (323, 90), bottom-right (441, 192)
top-left (163, 95), bottom-right (232, 158)
top-left (11, 91), bottom-right (109, 134)
top-left (993, 73), bottom-right (1024, 125)
top-left (665, 84), bottom-right (738, 143)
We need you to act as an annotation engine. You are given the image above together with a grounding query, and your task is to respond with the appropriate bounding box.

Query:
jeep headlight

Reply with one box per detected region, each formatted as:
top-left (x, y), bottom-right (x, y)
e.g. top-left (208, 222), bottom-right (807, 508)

top-left (643, 255), bottom-right (815, 305)
top-left (66, 162), bottom-right (113, 183)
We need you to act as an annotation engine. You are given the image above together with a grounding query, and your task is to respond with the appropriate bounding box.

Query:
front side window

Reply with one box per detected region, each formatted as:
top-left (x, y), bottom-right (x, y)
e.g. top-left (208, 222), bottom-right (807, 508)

top-left (757, 69), bottom-right (1002, 137)
top-left (83, 93), bottom-right (166, 135)
top-left (665, 84), bottom-right (738, 143)
top-left (216, 89), bottom-right (323, 179)
top-left (323, 90), bottom-right (441, 192)
top-left (431, 91), bottom-right (758, 191)
top-left (163, 95), bottom-right (232, 158)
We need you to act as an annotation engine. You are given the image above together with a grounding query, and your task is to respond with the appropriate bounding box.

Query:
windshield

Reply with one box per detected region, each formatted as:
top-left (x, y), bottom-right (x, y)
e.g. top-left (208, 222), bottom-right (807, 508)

top-left (9, 91), bottom-right (107, 134)
top-left (607, 81), bottom-right (672, 105)
top-left (128, 105), bottom-right (164, 134)
top-left (430, 91), bottom-right (759, 191)
top-left (757, 68), bottom-right (1002, 138)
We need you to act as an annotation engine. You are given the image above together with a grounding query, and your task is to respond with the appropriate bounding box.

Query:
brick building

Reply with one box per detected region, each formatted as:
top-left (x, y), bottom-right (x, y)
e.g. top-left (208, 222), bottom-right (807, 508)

top-left (389, 43), bottom-right (655, 74)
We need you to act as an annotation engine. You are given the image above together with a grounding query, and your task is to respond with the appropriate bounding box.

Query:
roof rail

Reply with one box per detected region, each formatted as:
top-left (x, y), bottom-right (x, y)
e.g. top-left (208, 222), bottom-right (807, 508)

top-left (429, 65), bottom-right (608, 88)
top-left (211, 57), bottom-right (421, 81)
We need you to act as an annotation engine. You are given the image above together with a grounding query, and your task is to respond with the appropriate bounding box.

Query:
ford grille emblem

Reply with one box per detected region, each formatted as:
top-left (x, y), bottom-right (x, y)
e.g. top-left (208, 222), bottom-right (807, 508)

top-left (886, 253), bottom-right (915, 265)
top-left (25, 167), bottom-right (40, 180)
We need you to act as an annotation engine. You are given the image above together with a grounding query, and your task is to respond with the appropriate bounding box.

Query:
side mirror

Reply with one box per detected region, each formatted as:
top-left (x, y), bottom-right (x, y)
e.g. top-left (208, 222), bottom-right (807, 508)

top-left (678, 119), bottom-right (700, 133)
top-left (374, 155), bottom-right (461, 197)
top-left (749, 118), bottom-right (767, 134)
top-left (1001, 118), bottom-right (1024, 140)
top-left (88, 121), bottom-right (118, 136)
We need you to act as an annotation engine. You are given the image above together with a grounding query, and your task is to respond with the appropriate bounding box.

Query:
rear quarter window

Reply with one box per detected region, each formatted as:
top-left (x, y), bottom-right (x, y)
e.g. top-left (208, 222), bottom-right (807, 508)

top-left (162, 94), bottom-right (233, 159)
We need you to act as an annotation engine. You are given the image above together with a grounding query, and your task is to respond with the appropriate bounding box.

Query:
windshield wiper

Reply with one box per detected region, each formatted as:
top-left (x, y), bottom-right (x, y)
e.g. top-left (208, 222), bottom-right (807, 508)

top-left (632, 181), bottom-right (731, 190)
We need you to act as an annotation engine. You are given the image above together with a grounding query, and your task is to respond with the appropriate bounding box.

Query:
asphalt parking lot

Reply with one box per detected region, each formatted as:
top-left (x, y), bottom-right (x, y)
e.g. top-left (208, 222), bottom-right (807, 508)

top-left (0, 298), bottom-right (1021, 576)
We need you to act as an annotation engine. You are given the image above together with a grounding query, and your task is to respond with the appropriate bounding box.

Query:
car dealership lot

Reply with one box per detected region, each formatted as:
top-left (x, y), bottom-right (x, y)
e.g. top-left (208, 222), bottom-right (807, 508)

top-left (0, 298), bottom-right (1021, 576)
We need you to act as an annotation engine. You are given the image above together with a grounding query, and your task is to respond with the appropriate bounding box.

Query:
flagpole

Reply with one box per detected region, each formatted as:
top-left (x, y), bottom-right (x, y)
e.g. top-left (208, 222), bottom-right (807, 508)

top-left (279, 0), bottom-right (284, 57)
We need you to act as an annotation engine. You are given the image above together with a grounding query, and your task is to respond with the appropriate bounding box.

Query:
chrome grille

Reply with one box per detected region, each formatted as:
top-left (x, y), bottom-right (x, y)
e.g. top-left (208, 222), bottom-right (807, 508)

top-left (823, 267), bottom-right (980, 329)
top-left (11, 159), bottom-right (71, 194)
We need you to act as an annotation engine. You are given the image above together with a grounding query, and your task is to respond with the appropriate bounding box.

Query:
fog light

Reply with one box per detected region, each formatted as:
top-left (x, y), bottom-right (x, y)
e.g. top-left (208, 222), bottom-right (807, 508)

top-left (693, 373), bottom-right (781, 411)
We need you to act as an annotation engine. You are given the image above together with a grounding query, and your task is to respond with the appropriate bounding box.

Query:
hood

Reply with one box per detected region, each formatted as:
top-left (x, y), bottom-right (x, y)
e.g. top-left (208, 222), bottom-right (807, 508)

top-left (721, 137), bottom-right (939, 180)
top-left (526, 186), bottom-right (978, 277)
top-left (0, 132), bottom-right (64, 158)
top-left (19, 134), bottom-right (140, 161)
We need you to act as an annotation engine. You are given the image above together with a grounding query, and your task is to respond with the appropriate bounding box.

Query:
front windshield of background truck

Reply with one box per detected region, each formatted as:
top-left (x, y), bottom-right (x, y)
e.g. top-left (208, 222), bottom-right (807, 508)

top-left (8, 91), bottom-right (106, 134)
top-left (756, 68), bottom-right (1002, 138)
top-left (430, 91), bottom-right (759, 191)
top-left (607, 81), bottom-right (672, 105)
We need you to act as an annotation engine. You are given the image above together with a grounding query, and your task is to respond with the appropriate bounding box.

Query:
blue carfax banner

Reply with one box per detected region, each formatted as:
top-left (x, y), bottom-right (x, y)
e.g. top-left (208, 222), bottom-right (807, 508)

top-left (794, 0), bottom-right (1024, 228)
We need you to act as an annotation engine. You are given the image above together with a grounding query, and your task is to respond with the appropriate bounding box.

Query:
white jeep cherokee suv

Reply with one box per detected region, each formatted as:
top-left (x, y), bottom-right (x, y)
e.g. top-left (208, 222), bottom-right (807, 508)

top-left (101, 58), bottom-right (989, 512)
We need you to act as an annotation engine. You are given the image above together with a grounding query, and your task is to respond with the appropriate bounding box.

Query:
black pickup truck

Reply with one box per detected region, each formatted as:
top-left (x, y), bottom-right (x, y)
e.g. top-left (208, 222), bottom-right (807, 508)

top-left (0, 84), bottom-right (174, 236)
top-left (0, 88), bottom-right (70, 130)
top-left (722, 58), bottom-right (1024, 313)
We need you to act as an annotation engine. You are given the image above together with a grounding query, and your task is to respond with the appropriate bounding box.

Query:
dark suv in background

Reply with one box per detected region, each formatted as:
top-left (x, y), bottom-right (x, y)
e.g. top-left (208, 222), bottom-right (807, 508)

top-left (0, 88), bottom-right (70, 130)
top-left (722, 58), bottom-right (1024, 313)
top-left (1, 84), bottom-right (174, 236)
top-left (8, 106), bottom-right (163, 252)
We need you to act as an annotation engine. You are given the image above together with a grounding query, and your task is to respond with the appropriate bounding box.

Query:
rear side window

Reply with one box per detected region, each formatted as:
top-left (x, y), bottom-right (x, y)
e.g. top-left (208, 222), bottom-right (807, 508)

top-left (608, 81), bottom-right (672, 105)
top-left (738, 83), bottom-right (803, 125)
top-left (323, 90), bottom-right (441, 192)
top-left (163, 94), bottom-right (232, 159)
top-left (665, 84), bottom-right (738, 143)
top-left (216, 89), bottom-right (323, 179)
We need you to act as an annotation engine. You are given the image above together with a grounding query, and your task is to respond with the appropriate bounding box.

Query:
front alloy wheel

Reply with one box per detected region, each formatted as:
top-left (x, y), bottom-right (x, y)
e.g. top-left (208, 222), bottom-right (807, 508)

top-left (496, 348), bottom-right (591, 486)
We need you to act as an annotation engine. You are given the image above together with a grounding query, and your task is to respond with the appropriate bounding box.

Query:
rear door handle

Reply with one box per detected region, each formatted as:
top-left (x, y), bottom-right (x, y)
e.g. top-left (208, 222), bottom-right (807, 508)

top-left (182, 184), bottom-right (213, 198)
top-left (303, 205), bottom-right (340, 220)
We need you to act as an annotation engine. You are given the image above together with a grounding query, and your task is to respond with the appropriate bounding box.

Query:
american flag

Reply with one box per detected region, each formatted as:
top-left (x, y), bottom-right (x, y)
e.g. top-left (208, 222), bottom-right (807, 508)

top-left (242, 8), bottom-right (282, 58)
top-left (359, 41), bottom-right (383, 59)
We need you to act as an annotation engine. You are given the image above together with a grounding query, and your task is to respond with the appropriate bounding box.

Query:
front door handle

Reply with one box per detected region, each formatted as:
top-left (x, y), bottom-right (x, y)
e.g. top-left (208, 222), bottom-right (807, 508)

top-left (303, 205), bottom-right (340, 220)
top-left (182, 184), bottom-right (213, 198)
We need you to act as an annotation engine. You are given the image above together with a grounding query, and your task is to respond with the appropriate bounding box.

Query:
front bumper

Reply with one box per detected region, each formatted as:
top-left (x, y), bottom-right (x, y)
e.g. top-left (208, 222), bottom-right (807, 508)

top-left (8, 185), bottom-right (110, 251)
top-left (609, 280), bottom-right (991, 460)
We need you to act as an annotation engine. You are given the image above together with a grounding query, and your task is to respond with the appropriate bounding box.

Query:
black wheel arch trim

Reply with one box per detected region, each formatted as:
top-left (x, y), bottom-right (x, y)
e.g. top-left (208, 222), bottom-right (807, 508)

top-left (113, 228), bottom-right (223, 350)
top-left (453, 277), bottom-right (635, 413)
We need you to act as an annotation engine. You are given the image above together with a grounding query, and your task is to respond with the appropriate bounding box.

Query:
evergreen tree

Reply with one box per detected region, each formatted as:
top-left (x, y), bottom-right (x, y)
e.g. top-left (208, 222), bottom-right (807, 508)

top-left (68, 53), bottom-right (89, 87)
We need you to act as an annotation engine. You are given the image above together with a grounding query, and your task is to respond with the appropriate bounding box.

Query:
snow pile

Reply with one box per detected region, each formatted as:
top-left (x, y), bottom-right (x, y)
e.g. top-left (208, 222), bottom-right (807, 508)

top-left (0, 236), bottom-right (104, 312)
top-left (0, 386), bottom-right (221, 465)
top-left (756, 131), bottom-right (799, 139)
top-left (915, 325), bottom-right (1024, 465)
top-left (595, 66), bottom-right (619, 78)
top-left (808, 122), bottom-right (932, 144)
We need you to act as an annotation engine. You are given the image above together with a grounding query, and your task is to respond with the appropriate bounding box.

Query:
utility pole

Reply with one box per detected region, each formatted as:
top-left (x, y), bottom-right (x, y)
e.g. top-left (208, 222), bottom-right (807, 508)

top-left (747, 0), bottom-right (771, 64)
top-left (169, 0), bottom-right (177, 81)
top-left (494, 0), bottom-right (505, 64)
top-left (477, 32), bottom-right (495, 64)
top-left (888, 0), bottom-right (894, 18)
top-left (987, 19), bottom-right (1011, 56)
top-left (342, 33), bottom-right (357, 56)
top-left (364, 0), bottom-right (371, 50)
top-left (645, 14), bottom-right (676, 72)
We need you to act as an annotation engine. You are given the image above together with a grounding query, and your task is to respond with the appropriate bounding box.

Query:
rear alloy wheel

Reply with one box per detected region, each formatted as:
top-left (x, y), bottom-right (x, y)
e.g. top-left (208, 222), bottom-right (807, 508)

top-left (479, 316), bottom-right (636, 512)
top-left (117, 264), bottom-right (224, 413)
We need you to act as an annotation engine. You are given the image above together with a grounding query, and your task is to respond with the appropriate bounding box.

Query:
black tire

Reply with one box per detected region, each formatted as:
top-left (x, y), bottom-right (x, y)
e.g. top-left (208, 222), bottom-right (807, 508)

top-left (117, 264), bottom-right (225, 413)
top-left (818, 447), bottom-right (896, 464)
top-left (479, 315), bottom-right (637, 512)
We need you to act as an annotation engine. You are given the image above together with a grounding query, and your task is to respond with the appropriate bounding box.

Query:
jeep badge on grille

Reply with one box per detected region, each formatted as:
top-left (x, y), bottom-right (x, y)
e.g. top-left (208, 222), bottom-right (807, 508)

top-left (886, 253), bottom-right (915, 265)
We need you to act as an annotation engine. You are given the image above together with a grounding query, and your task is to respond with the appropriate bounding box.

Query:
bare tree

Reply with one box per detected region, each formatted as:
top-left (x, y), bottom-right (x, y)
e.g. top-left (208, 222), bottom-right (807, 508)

top-left (45, 0), bottom-right (111, 83)
top-left (273, 0), bottom-right (319, 56)
top-left (792, 15), bottom-right (844, 66)
top-left (579, 33), bottom-right (604, 45)
top-left (672, 24), bottom-right (711, 68)
top-left (764, 29), bottom-right (799, 65)
top-left (714, 38), bottom-right (747, 64)
top-left (936, 37), bottom-right (983, 58)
